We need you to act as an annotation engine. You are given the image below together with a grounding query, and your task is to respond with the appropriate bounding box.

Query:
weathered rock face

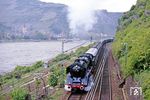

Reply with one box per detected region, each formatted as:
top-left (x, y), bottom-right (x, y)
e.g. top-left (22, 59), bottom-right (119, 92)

top-left (0, 0), bottom-right (122, 40)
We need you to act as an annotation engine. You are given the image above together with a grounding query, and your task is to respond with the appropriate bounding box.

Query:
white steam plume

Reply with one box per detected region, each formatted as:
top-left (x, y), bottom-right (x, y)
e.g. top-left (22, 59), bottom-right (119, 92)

top-left (40, 0), bottom-right (136, 35)
top-left (40, 0), bottom-right (99, 35)
top-left (67, 0), bottom-right (98, 34)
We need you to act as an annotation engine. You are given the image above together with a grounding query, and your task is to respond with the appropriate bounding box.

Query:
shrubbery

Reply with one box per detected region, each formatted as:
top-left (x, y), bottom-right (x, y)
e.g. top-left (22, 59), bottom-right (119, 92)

top-left (15, 61), bottom-right (44, 74)
top-left (1, 61), bottom-right (44, 83)
top-left (48, 73), bottom-right (58, 87)
top-left (48, 64), bottom-right (66, 87)
top-left (11, 88), bottom-right (28, 100)
top-left (52, 54), bottom-right (70, 62)
top-left (112, 0), bottom-right (150, 99)
top-left (72, 43), bottom-right (93, 57)
top-left (134, 70), bottom-right (150, 100)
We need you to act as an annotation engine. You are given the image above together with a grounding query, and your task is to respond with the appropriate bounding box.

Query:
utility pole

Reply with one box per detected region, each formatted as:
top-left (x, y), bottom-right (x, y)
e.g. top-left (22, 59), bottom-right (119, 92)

top-left (62, 40), bottom-right (64, 53)
top-left (90, 36), bottom-right (93, 43)
top-left (61, 31), bottom-right (65, 54)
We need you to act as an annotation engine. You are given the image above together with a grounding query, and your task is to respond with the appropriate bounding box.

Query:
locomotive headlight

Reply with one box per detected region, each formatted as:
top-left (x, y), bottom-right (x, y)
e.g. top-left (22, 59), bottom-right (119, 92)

top-left (64, 84), bottom-right (72, 91)
top-left (80, 86), bottom-right (84, 90)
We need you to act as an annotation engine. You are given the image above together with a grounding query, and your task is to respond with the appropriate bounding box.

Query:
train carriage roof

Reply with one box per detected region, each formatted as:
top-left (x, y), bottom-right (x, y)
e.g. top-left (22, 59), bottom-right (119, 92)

top-left (85, 48), bottom-right (98, 57)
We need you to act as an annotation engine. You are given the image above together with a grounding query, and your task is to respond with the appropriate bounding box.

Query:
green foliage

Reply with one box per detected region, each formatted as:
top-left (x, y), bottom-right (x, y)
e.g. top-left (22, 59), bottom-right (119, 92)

top-left (59, 67), bottom-right (65, 85)
top-left (3, 73), bottom-right (13, 81)
top-left (35, 78), bottom-right (41, 88)
top-left (32, 61), bottom-right (44, 69)
top-left (53, 54), bottom-right (70, 62)
top-left (130, 5), bottom-right (136, 11)
top-left (0, 75), bottom-right (3, 90)
top-left (11, 88), bottom-right (28, 100)
top-left (48, 73), bottom-right (58, 87)
top-left (1, 61), bottom-right (44, 84)
top-left (73, 43), bottom-right (93, 56)
top-left (48, 65), bottom-right (66, 87)
top-left (14, 61), bottom-right (44, 74)
top-left (135, 71), bottom-right (150, 99)
top-left (112, 0), bottom-right (150, 99)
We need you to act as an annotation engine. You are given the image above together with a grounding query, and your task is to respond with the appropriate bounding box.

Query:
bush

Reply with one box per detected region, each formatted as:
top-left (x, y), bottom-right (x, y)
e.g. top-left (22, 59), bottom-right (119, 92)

top-left (14, 61), bottom-right (44, 74)
top-left (73, 45), bottom-right (91, 56)
top-left (48, 64), bottom-right (66, 87)
top-left (48, 73), bottom-right (58, 87)
top-left (130, 5), bottom-right (136, 11)
top-left (1, 61), bottom-right (44, 84)
top-left (32, 61), bottom-right (44, 69)
top-left (11, 88), bottom-right (28, 100)
top-left (135, 71), bottom-right (150, 100)
top-left (3, 73), bottom-right (13, 80)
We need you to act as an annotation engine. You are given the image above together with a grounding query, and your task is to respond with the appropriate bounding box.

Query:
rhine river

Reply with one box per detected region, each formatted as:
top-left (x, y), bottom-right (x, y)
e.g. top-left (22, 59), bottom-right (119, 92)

top-left (0, 41), bottom-right (88, 74)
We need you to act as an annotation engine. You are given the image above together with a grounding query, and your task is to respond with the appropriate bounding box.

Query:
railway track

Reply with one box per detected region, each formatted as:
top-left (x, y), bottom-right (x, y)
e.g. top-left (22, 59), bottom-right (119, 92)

top-left (67, 93), bottom-right (83, 100)
top-left (100, 48), bottom-right (112, 100)
top-left (85, 45), bottom-right (109, 100)
top-left (62, 92), bottom-right (86, 100)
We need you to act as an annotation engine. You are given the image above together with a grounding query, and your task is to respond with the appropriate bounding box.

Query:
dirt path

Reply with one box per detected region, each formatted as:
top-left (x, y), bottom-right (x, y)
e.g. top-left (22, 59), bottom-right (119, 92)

top-left (108, 48), bottom-right (124, 100)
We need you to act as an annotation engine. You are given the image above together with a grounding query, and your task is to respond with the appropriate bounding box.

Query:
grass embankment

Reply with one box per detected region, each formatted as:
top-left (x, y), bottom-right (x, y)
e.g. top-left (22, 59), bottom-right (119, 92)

top-left (0, 42), bottom-right (94, 100)
top-left (112, 0), bottom-right (150, 99)
top-left (0, 61), bottom-right (45, 99)
top-left (0, 61), bottom-right (44, 83)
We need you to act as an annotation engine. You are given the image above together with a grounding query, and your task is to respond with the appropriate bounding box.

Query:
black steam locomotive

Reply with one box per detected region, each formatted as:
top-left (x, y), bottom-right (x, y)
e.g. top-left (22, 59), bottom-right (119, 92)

top-left (64, 39), bottom-right (113, 92)
top-left (64, 42), bottom-right (102, 91)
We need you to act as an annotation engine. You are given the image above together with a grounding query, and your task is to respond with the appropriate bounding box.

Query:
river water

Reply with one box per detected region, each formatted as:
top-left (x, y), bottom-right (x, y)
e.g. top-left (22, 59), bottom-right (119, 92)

top-left (0, 41), bottom-right (87, 74)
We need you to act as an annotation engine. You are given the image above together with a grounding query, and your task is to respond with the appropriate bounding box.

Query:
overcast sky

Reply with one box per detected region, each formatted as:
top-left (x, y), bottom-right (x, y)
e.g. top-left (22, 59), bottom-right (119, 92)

top-left (40, 0), bottom-right (137, 12)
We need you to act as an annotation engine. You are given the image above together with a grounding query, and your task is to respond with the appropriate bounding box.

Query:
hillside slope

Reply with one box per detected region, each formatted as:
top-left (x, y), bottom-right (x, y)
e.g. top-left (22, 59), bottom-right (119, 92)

top-left (112, 0), bottom-right (150, 99)
top-left (0, 0), bottom-right (69, 40)
top-left (0, 0), bottom-right (122, 40)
